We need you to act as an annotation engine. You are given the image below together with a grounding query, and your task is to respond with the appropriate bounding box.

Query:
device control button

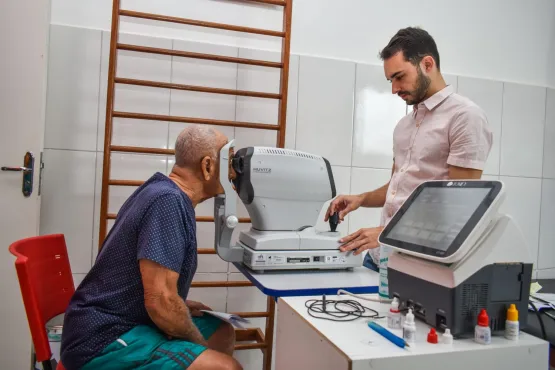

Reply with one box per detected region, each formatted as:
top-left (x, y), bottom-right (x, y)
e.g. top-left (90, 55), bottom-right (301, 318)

top-left (226, 215), bottom-right (239, 228)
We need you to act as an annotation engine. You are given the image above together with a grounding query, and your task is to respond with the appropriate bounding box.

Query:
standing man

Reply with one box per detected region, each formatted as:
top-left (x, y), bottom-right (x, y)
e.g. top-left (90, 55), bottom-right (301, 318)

top-left (325, 27), bottom-right (492, 273)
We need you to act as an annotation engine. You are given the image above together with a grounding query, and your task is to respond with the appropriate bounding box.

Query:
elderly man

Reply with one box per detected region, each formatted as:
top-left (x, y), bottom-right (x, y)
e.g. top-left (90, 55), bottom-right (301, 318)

top-left (60, 126), bottom-right (242, 370)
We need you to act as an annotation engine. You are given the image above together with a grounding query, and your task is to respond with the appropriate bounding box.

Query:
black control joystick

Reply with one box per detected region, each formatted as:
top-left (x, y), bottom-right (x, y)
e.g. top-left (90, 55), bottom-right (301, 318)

top-left (329, 212), bottom-right (339, 232)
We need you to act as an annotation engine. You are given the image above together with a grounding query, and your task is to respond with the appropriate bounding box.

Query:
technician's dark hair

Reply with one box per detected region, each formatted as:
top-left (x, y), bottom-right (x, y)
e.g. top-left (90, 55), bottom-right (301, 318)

top-left (379, 27), bottom-right (440, 70)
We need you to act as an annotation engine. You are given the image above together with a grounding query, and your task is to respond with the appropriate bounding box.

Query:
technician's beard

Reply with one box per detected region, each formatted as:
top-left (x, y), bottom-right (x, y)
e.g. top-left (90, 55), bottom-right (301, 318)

top-left (406, 66), bottom-right (431, 105)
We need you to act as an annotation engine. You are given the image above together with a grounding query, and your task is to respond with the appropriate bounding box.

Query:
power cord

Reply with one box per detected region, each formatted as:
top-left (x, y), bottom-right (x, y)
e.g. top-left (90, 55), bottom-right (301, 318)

top-left (305, 296), bottom-right (383, 322)
top-left (337, 289), bottom-right (393, 303)
top-left (305, 293), bottom-right (385, 322)
top-left (529, 300), bottom-right (547, 341)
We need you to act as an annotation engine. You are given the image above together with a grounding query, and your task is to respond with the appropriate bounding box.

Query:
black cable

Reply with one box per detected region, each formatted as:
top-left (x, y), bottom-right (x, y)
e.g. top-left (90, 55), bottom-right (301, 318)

top-left (305, 296), bottom-right (383, 322)
top-left (529, 301), bottom-right (547, 341)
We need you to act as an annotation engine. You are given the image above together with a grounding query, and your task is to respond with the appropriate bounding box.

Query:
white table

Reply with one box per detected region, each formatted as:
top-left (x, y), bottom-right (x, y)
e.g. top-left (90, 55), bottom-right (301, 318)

top-left (275, 294), bottom-right (549, 370)
top-left (233, 263), bottom-right (379, 297)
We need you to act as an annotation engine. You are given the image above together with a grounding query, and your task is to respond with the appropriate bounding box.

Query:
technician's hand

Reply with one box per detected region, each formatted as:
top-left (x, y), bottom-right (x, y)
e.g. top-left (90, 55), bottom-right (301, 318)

top-left (339, 227), bottom-right (384, 256)
top-left (325, 194), bottom-right (363, 222)
top-left (186, 300), bottom-right (212, 317)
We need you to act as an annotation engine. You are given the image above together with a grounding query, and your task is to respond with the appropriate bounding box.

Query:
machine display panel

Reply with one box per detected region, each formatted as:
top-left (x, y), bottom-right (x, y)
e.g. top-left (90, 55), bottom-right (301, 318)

top-left (379, 181), bottom-right (502, 258)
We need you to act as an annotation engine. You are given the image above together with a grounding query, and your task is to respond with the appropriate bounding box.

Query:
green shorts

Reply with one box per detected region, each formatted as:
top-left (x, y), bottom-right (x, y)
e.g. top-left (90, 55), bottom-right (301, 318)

top-left (82, 315), bottom-right (223, 370)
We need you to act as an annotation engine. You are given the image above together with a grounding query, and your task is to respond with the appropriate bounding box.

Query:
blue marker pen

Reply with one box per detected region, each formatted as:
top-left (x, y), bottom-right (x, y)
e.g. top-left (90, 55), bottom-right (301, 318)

top-left (368, 321), bottom-right (410, 349)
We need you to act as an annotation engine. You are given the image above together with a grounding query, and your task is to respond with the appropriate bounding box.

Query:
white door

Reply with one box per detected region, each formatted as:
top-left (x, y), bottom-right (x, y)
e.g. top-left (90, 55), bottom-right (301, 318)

top-left (0, 0), bottom-right (50, 368)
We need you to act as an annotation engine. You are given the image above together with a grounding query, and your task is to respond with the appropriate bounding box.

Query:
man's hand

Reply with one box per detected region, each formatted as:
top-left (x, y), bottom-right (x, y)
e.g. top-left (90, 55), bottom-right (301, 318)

top-left (186, 300), bottom-right (212, 317)
top-left (325, 194), bottom-right (363, 222)
top-left (339, 227), bottom-right (384, 256)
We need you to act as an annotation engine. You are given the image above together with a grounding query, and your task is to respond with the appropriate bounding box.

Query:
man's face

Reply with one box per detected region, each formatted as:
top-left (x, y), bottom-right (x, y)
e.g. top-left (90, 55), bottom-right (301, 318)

top-left (384, 51), bottom-right (431, 105)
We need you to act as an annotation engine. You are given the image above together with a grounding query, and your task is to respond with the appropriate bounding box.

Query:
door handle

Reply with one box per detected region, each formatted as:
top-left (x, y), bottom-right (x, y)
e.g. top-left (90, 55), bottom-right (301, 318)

top-left (1, 166), bottom-right (32, 172)
top-left (1, 152), bottom-right (35, 197)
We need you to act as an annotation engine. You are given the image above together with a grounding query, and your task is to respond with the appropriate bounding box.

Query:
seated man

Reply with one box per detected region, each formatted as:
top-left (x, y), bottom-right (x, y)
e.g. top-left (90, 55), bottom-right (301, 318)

top-left (60, 126), bottom-right (242, 370)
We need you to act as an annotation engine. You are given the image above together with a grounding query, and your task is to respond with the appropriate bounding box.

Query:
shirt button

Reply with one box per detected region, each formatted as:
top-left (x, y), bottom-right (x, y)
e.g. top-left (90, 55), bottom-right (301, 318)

top-left (391, 190), bottom-right (396, 196)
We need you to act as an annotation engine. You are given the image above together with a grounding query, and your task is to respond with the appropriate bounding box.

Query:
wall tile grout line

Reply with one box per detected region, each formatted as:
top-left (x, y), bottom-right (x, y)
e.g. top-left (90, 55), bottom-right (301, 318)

top-left (90, 30), bottom-right (105, 267)
top-left (44, 147), bottom-right (98, 153)
top-left (293, 56), bottom-right (302, 150)
top-left (498, 82), bottom-right (505, 177)
top-left (348, 62), bottom-right (357, 169)
top-left (166, 39), bottom-right (175, 174)
top-left (536, 87), bottom-right (549, 269)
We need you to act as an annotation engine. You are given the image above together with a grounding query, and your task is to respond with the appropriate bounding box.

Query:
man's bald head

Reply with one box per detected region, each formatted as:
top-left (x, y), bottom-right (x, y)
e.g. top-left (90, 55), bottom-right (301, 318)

top-left (174, 125), bottom-right (228, 170)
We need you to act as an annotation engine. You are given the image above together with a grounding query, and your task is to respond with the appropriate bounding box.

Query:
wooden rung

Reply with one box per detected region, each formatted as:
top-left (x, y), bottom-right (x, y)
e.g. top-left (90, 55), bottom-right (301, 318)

top-left (236, 328), bottom-right (260, 342)
top-left (232, 311), bottom-right (270, 318)
top-left (118, 44), bottom-right (283, 69)
top-left (254, 328), bottom-right (265, 343)
top-left (111, 145), bottom-right (174, 155)
top-left (115, 77), bottom-right (282, 100)
top-left (196, 216), bottom-right (250, 223)
top-left (119, 10), bottom-right (285, 38)
top-left (235, 328), bottom-right (266, 351)
top-left (229, 0), bottom-right (286, 6)
top-left (236, 343), bottom-right (267, 350)
top-left (109, 179), bottom-right (144, 186)
top-left (105, 213), bottom-right (251, 223)
top-left (112, 111), bottom-right (279, 130)
top-left (191, 281), bottom-right (253, 288)
top-left (198, 248), bottom-right (216, 255)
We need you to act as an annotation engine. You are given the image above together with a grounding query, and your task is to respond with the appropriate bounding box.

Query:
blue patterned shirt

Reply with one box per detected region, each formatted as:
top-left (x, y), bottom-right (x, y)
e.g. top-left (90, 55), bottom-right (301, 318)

top-left (61, 172), bottom-right (198, 370)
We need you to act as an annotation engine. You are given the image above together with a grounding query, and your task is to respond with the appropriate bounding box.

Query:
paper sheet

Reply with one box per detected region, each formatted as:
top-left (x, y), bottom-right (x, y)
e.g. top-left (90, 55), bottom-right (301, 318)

top-left (529, 293), bottom-right (555, 311)
top-left (201, 311), bottom-right (250, 328)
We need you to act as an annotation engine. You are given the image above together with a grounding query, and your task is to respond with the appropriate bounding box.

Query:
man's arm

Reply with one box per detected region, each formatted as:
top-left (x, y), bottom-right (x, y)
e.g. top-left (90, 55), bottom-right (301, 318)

top-left (326, 162), bottom-right (394, 221)
top-left (446, 107), bottom-right (492, 176)
top-left (448, 165), bottom-right (483, 180)
top-left (140, 259), bottom-right (207, 345)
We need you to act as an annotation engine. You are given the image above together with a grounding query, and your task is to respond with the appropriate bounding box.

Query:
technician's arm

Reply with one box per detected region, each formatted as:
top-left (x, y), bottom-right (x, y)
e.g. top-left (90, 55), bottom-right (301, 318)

top-left (140, 259), bottom-right (207, 346)
top-left (448, 165), bottom-right (483, 180)
top-left (325, 163), bottom-right (394, 221)
top-left (358, 181), bottom-right (390, 208)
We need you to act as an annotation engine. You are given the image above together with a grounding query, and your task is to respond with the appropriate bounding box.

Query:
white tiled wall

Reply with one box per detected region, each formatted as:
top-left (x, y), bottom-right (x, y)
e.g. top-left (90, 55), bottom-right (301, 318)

top-left (40, 24), bottom-right (555, 369)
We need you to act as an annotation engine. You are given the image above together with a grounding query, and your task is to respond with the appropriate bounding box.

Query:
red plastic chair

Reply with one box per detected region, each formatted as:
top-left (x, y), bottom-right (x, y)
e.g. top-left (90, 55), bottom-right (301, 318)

top-left (9, 234), bottom-right (74, 370)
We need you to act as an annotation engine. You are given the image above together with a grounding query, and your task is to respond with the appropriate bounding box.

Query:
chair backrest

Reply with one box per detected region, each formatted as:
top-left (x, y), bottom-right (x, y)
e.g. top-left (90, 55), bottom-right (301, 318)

top-left (9, 234), bottom-right (75, 363)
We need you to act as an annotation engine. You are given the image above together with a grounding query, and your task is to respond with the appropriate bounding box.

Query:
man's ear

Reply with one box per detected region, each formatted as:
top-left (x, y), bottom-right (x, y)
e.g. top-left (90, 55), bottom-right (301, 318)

top-left (422, 55), bottom-right (434, 72)
top-left (201, 156), bottom-right (213, 181)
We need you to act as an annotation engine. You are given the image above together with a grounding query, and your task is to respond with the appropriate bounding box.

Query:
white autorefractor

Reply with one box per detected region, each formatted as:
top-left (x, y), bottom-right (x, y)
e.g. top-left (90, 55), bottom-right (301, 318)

top-left (379, 180), bottom-right (533, 337)
top-left (213, 140), bottom-right (362, 272)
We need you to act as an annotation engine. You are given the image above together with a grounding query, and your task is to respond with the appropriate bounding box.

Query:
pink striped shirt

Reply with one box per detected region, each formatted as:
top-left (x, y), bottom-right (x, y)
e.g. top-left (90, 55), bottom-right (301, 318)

top-left (370, 85), bottom-right (493, 262)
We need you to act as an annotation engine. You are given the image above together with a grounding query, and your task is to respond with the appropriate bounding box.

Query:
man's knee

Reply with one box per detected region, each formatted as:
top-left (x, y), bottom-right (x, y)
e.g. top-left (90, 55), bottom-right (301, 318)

top-left (222, 356), bottom-right (243, 370)
top-left (190, 349), bottom-right (243, 370)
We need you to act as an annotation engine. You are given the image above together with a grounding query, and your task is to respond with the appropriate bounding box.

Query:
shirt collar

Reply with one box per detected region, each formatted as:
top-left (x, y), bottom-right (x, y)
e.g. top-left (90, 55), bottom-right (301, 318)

top-left (414, 85), bottom-right (455, 112)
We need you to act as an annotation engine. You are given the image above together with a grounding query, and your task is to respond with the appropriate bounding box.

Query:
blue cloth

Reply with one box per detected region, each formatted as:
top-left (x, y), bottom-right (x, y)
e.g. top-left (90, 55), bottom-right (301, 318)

top-left (363, 252), bottom-right (379, 272)
top-left (61, 172), bottom-right (198, 370)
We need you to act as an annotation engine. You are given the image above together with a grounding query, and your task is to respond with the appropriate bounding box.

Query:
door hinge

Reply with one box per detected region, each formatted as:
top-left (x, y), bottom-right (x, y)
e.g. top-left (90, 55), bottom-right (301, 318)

top-left (38, 151), bottom-right (45, 196)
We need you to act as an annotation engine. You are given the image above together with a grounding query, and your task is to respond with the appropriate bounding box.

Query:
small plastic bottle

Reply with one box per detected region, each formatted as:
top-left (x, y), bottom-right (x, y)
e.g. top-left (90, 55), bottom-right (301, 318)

top-left (388, 297), bottom-right (401, 329)
top-left (474, 309), bottom-right (491, 345)
top-left (504, 304), bottom-right (519, 340)
top-left (427, 328), bottom-right (438, 343)
top-left (442, 328), bottom-right (453, 345)
top-left (402, 308), bottom-right (416, 344)
top-left (378, 246), bottom-right (392, 299)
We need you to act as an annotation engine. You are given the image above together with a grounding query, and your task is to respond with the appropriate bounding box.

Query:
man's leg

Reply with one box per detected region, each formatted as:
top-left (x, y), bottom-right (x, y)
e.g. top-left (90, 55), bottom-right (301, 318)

top-left (206, 322), bottom-right (236, 355)
top-left (189, 349), bottom-right (242, 370)
top-left (193, 316), bottom-right (236, 356)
